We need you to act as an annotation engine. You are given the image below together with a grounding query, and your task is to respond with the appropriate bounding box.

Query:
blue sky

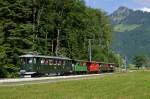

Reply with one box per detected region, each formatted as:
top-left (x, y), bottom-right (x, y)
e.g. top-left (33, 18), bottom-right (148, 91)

top-left (84, 0), bottom-right (150, 14)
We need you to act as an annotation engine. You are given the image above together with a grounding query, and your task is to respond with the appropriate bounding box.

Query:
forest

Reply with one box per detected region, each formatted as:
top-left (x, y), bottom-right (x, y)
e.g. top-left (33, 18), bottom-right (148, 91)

top-left (0, 0), bottom-right (120, 78)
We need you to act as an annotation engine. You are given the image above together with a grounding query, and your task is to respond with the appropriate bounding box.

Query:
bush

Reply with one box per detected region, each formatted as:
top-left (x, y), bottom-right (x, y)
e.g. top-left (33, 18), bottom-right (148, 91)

top-left (0, 64), bottom-right (19, 78)
top-left (4, 64), bottom-right (19, 78)
top-left (0, 66), bottom-right (8, 78)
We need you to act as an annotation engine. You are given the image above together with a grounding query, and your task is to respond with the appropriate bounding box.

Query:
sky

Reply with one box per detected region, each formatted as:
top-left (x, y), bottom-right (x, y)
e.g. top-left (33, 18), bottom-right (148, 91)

top-left (84, 0), bottom-right (150, 14)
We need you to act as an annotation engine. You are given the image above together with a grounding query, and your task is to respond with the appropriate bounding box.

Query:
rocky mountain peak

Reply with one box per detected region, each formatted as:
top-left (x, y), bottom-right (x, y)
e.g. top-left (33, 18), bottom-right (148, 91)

top-left (111, 6), bottom-right (133, 17)
top-left (110, 6), bottom-right (132, 24)
top-left (110, 6), bottom-right (150, 25)
top-left (117, 6), bottom-right (131, 11)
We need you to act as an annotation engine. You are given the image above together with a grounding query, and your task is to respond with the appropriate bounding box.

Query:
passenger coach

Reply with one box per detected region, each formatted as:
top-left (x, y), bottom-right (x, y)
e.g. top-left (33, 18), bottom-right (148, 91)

top-left (19, 53), bottom-right (73, 77)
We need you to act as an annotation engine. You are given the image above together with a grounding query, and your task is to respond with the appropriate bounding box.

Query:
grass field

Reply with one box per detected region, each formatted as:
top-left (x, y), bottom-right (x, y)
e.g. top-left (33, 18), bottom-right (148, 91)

top-left (0, 71), bottom-right (150, 99)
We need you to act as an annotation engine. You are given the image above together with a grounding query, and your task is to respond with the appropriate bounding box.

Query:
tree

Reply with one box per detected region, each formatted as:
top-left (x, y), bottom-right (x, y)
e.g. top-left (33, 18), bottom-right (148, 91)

top-left (0, 0), bottom-right (114, 77)
top-left (133, 54), bottom-right (147, 69)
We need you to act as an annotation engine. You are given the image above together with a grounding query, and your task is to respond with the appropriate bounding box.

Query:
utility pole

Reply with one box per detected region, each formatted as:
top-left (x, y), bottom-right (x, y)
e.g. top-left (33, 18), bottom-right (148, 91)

top-left (88, 39), bottom-right (92, 62)
top-left (45, 31), bottom-right (48, 55)
top-left (124, 56), bottom-right (127, 71)
top-left (55, 29), bottom-right (60, 56)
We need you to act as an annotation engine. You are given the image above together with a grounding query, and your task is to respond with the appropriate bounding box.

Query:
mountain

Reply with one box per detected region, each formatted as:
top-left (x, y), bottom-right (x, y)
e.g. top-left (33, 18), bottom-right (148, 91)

top-left (110, 6), bottom-right (150, 63)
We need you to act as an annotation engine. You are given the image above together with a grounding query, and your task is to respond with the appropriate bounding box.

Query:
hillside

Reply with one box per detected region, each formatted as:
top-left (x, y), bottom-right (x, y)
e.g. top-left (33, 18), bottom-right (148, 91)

top-left (110, 6), bottom-right (150, 62)
top-left (0, 0), bottom-right (116, 78)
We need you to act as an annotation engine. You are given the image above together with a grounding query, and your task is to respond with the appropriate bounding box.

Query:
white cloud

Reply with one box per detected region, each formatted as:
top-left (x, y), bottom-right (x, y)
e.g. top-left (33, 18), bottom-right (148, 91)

top-left (135, 7), bottom-right (150, 12)
top-left (133, 0), bottom-right (150, 6)
top-left (134, 0), bottom-right (150, 3)
top-left (141, 0), bottom-right (150, 2)
top-left (140, 7), bottom-right (150, 12)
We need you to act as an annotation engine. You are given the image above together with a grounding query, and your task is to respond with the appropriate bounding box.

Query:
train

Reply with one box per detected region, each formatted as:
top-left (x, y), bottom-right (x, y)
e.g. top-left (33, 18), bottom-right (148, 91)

top-left (19, 52), bottom-right (115, 77)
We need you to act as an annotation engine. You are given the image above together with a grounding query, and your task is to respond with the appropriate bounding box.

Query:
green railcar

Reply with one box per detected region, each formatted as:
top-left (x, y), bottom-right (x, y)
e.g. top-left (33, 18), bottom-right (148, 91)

top-left (72, 60), bottom-right (88, 73)
top-left (19, 53), bottom-right (73, 77)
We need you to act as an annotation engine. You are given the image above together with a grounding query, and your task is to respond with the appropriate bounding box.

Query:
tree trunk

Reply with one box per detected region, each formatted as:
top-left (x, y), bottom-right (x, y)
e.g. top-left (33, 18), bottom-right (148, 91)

top-left (32, 0), bottom-right (45, 51)
top-left (45, 32), bottom-right (48, 55)
top-left (32, 0), bottom-right (37, 51)
top-left (37, 6), bottom-right (44, 26)
top-left (55, 29), bottom-right (60, 56)
top-left (52, 40), bottom-right (54, 54)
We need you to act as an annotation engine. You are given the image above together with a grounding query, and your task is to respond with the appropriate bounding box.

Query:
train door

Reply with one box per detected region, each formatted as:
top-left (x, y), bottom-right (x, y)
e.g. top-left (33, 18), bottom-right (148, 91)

top-left (35, 57), bottom-right (40, 72)
top-left (20, 57), bottom-right (26, 70)
top-left (32, 57), bottom-right (37, 71)
top-left (57, 59), bottom-right (62, 73)
top-left (48, 58), bottom-right (54, 73)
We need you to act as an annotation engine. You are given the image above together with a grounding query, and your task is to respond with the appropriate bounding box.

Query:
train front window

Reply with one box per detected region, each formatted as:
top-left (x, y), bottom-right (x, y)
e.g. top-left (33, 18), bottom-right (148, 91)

top-left (20, 58), bottom-right (26, 64)
top-left (33, 58), bottom-right (36, 64)
top-left (20, 57), bottom-right (33, 64)
top-left (27, 58), bottom-right (33, 64)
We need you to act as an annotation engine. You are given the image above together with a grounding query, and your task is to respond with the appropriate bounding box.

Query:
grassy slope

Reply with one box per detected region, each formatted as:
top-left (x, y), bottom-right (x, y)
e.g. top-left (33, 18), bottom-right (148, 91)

top-left (112, 24), bottom-right (150, 62)
top-left (0, 71), bottom-right (150, 99)
top-left (114, 24), bottom-right (141, 32)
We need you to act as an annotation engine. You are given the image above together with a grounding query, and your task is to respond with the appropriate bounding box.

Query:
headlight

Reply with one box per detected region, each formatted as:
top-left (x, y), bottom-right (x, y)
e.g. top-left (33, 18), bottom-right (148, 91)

top-left (20, 70), bottom-right (26, 73)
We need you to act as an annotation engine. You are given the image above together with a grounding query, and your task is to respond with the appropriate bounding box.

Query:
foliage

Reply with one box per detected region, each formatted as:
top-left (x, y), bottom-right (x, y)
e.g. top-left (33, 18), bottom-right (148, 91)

top-left (0, 0), bottom-right (115, 77)
top-left (133, 54), bottom-right (147, 69)
top-left (128, 64), bottom-right (136, 70)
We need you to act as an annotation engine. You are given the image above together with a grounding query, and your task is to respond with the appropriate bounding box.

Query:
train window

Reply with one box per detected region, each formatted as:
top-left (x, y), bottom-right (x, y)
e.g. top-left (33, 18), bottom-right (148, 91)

top-left (44, 59), bottom-right (49, 65)
top-left (27, 58), bottom-right (33, 64)
top-left (80, 62), bottom-right (83, 66)
top-left (110, 65), bottom-right (113, 68)
top-left (53, 60), bottom-right (57, 65)
top-left (63, 61), bottom-right (66, 66)
top-left (60, 60), bottom-right (64, 65)
top-left (83, 62), bottom-right (86, 66)
top-left (57, 60), bottom-right (59, 65)
top-left (33, 58), bottom-right (36, 64)
top-left (41, 59), bottom-right (45, 64)
top-left (49, 59), bottom-right (53, 65)
top-left (72, 63), bottom-right (75, 67)
top-left (68, 61), bottom-right (71, 65)
top-left (66, 61), bottom-right (69, 65)
top-left (106, 64), bottom-right (109, 67)
top-left (99, 64), bottom-right (102, 67)
top-left (57, 60), bottom-right (61, 66)
top-left (20, 58), bottom-right (26, 64)
top-left (41, 58), bottom-right (49, 65)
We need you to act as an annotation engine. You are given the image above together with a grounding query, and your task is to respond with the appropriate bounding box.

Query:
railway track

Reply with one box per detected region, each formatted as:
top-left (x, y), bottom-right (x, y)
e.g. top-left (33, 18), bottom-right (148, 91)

top-left (0, 73), bottom-right (113, 86)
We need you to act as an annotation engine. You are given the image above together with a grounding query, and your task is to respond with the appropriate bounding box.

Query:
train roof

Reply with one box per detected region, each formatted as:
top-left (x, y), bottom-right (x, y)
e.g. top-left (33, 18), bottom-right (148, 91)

top-left (73, 59), bottom-right (88, 62)
top-left (19, 54), bottom-right (116, 64)
top-left (73, 60), bottom-right (106, 63)
top-left (19, 54), bottom-right (71, 60)
top-left (73, 60), bottom-right (115, 64)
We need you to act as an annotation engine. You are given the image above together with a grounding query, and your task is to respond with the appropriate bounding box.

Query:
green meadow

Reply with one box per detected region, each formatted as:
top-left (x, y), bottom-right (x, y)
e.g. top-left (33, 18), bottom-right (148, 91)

top-left (114, 24), bottom-right (141, 32)
top-left (0, 71), bottom-right (150, 99)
